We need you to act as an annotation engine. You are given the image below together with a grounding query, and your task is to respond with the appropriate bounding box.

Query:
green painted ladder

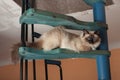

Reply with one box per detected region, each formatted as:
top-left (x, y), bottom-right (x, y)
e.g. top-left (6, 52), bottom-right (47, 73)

top-left (19, 0), bottom-right (111, 80)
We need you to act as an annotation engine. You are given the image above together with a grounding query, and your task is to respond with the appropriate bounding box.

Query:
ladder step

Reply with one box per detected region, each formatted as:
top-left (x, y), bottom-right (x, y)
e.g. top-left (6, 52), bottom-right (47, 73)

top-left (19, 47), bottom-right (110, 60)
top-left (20, 8), bottom-right (107, 31)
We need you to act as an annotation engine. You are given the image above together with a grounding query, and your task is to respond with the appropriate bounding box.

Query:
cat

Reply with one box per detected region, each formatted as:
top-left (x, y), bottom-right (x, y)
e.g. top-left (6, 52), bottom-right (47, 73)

top-left (11, 26), bottom-right (101, 63)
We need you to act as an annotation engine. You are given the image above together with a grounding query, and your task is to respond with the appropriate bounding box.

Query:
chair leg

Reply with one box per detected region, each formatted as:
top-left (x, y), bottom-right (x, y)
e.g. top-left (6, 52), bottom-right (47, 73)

top-left (45, 60), bottom-right (63, 80)
top-left (33, 59), bottom-right (36, 80)
top-left (45, 60), bottom-right (48, 80)
top-left (59, 65), bottom-right (63, 80)
top-left (25, 60), bottom-right (28, 80)
top-left (20, 58), bottom-right (24, 80)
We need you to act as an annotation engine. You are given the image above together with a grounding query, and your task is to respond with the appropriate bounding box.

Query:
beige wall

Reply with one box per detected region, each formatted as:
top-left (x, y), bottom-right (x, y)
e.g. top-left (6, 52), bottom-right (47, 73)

top-left (0, 48), bottom-right (120, 80)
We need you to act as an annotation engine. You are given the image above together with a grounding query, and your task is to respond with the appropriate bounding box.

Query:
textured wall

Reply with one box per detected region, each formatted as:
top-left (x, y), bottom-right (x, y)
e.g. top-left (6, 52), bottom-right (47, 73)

top-left (14, 0), bottom-right (113, 14)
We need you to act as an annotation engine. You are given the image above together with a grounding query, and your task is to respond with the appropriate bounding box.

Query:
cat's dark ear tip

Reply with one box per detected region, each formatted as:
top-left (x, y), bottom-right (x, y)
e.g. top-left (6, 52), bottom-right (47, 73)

top-left (82, 29), bottom-right (86, 31)
top-left (94, 31), bottom-right (100, 35)
top-left (82, 29), bottom-right (89, 34)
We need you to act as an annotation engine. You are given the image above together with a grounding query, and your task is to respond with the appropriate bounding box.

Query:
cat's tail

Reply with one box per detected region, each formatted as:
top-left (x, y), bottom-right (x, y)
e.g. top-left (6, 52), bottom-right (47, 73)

top-left (11, 41), bottom-right (43, 64)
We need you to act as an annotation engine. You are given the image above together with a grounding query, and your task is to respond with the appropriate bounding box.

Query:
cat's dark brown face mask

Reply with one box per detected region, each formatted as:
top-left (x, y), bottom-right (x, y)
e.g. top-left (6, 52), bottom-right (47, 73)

top-left (82, 29), bottom-right (101, 44)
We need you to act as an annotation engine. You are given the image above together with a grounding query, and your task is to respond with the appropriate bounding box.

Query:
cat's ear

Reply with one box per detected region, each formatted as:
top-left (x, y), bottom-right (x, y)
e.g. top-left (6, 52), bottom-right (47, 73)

top-left (94, 31), bottom-right (100, 35)
top-left (82, 29), bottom-right (89, 37)
top-left (83, 29), bottom-right (89, 34)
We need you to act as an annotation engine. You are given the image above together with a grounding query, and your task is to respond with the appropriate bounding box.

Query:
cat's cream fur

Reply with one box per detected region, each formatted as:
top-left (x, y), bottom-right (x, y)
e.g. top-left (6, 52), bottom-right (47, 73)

top-left (35, 26), bottom-right (101, 51)
top-left (11, 26), bottom-right (101, 63)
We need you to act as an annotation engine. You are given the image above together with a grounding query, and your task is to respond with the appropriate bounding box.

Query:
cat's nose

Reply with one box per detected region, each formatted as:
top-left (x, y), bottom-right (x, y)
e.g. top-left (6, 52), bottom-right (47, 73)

top-left (87, 37), bottom-right (94, 43)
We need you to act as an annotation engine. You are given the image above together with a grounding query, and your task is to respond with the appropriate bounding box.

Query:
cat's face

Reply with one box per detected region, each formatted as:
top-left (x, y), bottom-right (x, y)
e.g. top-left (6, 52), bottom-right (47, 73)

top-left (81, 29), bottom-right (101, 48)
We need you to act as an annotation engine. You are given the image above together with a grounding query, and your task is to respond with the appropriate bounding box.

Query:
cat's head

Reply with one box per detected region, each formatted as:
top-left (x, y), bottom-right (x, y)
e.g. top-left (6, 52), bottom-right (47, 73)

top-left (81, 29), bottom-right (101, 50)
